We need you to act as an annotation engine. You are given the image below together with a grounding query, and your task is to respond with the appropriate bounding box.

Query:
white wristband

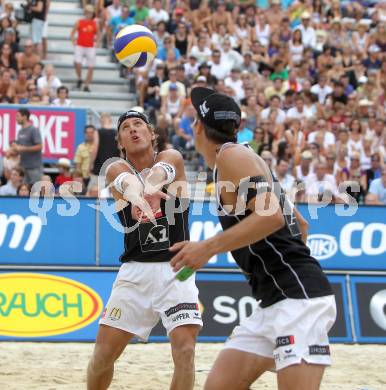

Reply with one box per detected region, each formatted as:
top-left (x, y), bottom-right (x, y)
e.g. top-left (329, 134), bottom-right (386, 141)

top-left (153, 162), bottom-right (176, 185)
top-left (113, 172), bottom-right (130, 194)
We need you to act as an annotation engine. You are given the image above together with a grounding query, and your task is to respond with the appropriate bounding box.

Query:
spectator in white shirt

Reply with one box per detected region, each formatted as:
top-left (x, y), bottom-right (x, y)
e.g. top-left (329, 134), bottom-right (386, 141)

top-left (297, 12), bottom-right (316, 49)
top-left (310, 75), bottom-right (333, 104)
top-left (286, 94), bottom-right (314, 120)
top-left (211, 24), bottom-right (237, 50)
top-left (184, 55), bottom-right (199, 80)
top-left (149, 0), bottom-right (169, 28)
top-left (37, 64), bottom-right (62, 100)
top-left (209, 49), bottom-right (231, 80)
top-left (294, 150), bottom-right (314, 182)
top-left (221, 39), bottom-right (243, 70)
top-left (307, 118), bottom-right (336, 148)
top-left (224, 68), bottom-right (244, 102)
top-left (0, 167), bottom-right (24, 196)
top-left (260, 95), bottom-right (286, 124)
top-left (366, 167), bottom-right (386, 205)
top-left (275, 158), bottom-right (296, 194)
top-left (190, 36), bottom-right (212, 64)
top-left (305, 162), bottom-right (339, 203)
top-left (51, 86), bottom-right (73, 107)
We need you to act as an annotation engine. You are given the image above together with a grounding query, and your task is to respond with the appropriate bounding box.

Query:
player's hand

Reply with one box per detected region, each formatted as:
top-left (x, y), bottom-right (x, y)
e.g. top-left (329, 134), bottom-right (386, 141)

top-left (169, 241), bottom-right (214, 272)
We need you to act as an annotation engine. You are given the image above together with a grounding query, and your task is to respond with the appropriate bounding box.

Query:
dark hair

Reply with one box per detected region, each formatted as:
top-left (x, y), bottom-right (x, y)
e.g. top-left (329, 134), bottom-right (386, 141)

top-left (155, 127), bottom-right (168, 152)
top-left (284, 89), bottom-right (295, 97)
top-left (85, 124), bottom-right (96, 132)
top-left (202, 121), bottom-right (237, 144)
top-left (277, 140), bottom-right (290, 160)
top-left (17, 183), bottom-right (30, 196)
top-left (57, 85), bottom-right (69, 95)
top-left (17, 108), bottom-right (30, 119)
top-left (292, 29), bottom-right (303, 44)
top-left (12, 166), bottom-right (25, 177)
top-left (310, 142), bottom-right (320, 151)
top-left (277, 158), bottom-right (289, 166)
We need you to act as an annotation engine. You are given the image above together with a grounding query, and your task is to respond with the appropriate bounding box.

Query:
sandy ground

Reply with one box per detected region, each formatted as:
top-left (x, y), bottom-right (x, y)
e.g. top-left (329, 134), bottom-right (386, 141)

top-left (0, 343), bottom-right (385, 389)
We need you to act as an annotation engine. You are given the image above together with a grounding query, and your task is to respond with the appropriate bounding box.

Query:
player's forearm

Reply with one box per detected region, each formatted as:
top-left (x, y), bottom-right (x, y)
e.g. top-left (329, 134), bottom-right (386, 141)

top-left (206, 211), bottom-right (285, 256)
top-left (19, 144), bottom-right (42, 152)
top-left (145, 166), bottom-right (167, 192)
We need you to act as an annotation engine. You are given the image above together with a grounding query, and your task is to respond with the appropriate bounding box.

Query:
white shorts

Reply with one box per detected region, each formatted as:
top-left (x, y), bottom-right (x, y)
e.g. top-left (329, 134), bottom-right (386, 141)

top-left (31, 18), bottom-right (45, 44)
top-left (42, 21), bottom-right (48, 38)
top-left (74, 45), bottom-right (96, 67)
top-left (99, 262), bottom-right (203, 341)
top-left (224, 295), bottom-right (336, 371)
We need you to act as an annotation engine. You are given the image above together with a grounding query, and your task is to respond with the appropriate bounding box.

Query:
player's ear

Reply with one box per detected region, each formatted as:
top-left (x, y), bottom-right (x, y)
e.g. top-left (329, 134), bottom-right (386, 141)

top-left (195, 119), bottom-right (203, 136)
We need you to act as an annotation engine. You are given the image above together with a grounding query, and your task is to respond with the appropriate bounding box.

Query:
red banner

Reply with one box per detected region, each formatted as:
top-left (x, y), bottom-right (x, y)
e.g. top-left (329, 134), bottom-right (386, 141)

top-left (0, 106), bottom-right (85, 160)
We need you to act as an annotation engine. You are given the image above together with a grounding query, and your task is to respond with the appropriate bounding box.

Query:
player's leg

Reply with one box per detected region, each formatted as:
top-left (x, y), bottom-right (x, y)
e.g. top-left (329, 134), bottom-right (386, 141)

top-left (205, 348), bottom-right (274, 390)
top-left (169, 324), bottom-right (200, 390)
top-left (205, 304), bottom-right (275, 390)
top-left (277, 361), bottom-right (325, 390)
top-left (74, 46), bottom-right (83, 88)
top-left (156, 264), bottom-right (203, 390)
top-left (88, 262), bottom-right (159, 389)
top-left (84, 48), bottom-right (96, 91)
top-left (87, 324), bottom-right (134, 390)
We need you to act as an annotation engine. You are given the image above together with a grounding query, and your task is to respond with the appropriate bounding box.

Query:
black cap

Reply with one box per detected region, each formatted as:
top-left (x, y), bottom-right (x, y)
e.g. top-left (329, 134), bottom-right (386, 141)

top-left (117, 110), bottom-right (149, 130)
top-left (198, 62), bottom-right (211, 70)
top-left (191, 87), bottom-right (241, 129)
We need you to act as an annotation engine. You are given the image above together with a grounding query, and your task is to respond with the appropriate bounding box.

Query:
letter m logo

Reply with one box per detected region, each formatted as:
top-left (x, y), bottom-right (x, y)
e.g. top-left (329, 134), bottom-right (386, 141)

top-left (0, 214), bottom-right (42, 251)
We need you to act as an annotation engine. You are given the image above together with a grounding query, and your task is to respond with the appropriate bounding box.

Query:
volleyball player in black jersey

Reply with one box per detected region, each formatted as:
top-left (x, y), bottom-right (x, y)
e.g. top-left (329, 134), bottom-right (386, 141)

top-left (171, 88), bottom-right (336, 390)
top-left (87, 110), bottom-right (202, 390)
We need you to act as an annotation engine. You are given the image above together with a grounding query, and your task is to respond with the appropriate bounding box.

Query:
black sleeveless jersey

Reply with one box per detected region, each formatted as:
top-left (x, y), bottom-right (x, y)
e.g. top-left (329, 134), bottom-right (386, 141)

top-left (117, 192), bottom-right (190, 263)
top-left (214, 149), bottom-right (333, 308)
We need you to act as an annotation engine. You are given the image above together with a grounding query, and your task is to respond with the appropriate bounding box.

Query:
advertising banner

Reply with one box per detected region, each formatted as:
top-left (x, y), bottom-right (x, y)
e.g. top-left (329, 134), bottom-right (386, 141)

top-left (350, 276), bottom-right (386, 343)
top-left (0, 271), bottom-right (351, 343)
top-left (0, 198), bottom-right (96, 265)
top-left (0, 105), bottom-right (87, 161)
top-left (1, 198), bottom-right (385, 271)
top-left (300, 204), bottom-right (386, 270)
top-left (99, 202), bottom-right (386, 270)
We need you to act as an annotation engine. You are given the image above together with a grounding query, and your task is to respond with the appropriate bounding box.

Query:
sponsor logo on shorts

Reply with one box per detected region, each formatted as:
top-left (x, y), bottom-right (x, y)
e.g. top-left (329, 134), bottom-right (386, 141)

top-left (276, 335), bottom-right (295, 348)
top-left (309, 345), bottom-right (330, 355)
top-left (165, 303), bottom-right (198, 317)
top-left (283, 351), bottom-right (297, 360)
top-left (192, 312), bottom-right (201, 320)
top-left (108, 307), bottom-right (121, 321)
top-left (101, 308), bottom-right (107, 319)
top-left (172, 313), bottom-right (190, 322)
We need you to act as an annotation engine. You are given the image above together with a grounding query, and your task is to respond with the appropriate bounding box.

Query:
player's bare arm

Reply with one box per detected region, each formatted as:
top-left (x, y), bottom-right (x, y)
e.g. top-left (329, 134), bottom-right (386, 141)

top-left (105, 160), bottom-right (155, 219)
top-left (170, 145), bottom-right (285, 271)
top-left (293, 207), bottom-right (309, 244)
top-left (146, 149), bottom-right (188, 198)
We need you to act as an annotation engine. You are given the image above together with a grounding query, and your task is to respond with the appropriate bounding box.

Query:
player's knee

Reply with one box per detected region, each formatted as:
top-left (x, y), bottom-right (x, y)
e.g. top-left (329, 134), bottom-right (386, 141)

top-left (89, 345), bottom-right (117, 373)
top-left (173, 342), bottom-right (195, 367)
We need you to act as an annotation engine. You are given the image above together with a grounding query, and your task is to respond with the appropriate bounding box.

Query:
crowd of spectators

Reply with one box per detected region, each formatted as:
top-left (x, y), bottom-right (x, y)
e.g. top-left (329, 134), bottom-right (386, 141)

top-left (120, 0), bottom-right (386, 205)
top-left (0, 0), bottom-right (386, 205)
